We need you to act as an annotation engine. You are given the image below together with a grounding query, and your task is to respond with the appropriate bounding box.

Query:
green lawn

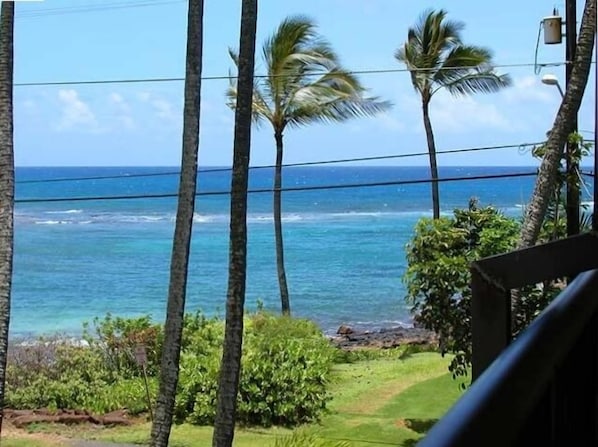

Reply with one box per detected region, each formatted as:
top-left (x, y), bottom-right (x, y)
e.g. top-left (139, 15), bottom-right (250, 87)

top-left (31, 352), bottom-right (464, 447)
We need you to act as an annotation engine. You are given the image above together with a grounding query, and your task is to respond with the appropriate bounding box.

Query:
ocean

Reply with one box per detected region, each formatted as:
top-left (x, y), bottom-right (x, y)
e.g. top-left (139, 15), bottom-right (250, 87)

top-left (12, 165), bottom-right (588, 338)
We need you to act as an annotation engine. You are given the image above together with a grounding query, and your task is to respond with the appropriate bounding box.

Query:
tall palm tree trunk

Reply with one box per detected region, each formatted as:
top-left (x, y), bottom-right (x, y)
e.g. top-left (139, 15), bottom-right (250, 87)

top-left (212, 0), bottom-right (257, 445)
top-left (422, 98), bottom-right (440, 219)
top-left (518, 0), bottom-right (595, 248)
top-left (273, 130), bottom-right (290, 315)
top-left (150, 1), bottom-right (204, 446)
top-left (0, 1), bottom-right (14, 438)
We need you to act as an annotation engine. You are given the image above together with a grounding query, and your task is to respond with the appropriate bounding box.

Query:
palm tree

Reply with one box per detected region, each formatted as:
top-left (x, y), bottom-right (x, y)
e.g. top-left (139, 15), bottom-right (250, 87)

top-left (212, 1), bottom-right (258, 445)
top-left (0, 1), bottom-right (14, 437)
top-left (396, 9), bottom-right (511, 219)
top-left (227, 16), bottom-right (390, 315)
top-left (519, 0), bottom-right (596, 248)
top-left (150, 0), bottom-right (204, 446)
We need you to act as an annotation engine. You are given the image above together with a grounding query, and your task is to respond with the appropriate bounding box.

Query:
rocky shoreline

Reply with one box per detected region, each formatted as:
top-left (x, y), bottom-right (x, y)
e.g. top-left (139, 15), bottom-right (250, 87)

top-left (329, 325), bottom-right (438, 350)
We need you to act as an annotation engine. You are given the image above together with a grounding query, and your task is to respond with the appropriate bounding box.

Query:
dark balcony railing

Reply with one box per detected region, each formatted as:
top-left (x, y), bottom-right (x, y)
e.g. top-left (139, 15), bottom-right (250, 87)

top-left (419, 232), bottom-right (598, 446)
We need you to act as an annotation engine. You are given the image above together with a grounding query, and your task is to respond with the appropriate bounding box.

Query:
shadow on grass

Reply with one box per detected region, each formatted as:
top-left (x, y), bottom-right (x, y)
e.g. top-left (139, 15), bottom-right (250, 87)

top-left (404, 418), bottom-right (438, 434)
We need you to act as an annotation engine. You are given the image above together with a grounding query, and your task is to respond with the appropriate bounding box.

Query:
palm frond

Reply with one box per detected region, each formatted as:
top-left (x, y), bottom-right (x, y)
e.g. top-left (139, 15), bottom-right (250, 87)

top-left (226, 48), bottom-right (273, 125)
top-left (443, 70), bottom-right (512, 96)
top-left (226, 15), bottom-right (388, 132)
top-left (396, 9), bottom-right (511, 100)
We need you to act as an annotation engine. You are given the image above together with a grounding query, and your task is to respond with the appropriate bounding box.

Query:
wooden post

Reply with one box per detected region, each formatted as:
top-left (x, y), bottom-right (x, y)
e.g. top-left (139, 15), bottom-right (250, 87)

top-left (134, 344), bottom-right (154, 422)
top-left (471, 266), bottom-right (511, 380)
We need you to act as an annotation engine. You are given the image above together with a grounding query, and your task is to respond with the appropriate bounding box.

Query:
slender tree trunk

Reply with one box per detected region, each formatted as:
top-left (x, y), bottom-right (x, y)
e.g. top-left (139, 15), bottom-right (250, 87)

top-left (0, 1), bottom-right (14, 438)
top-left (518, 0), bottom-right (596, 248)
top-left (150, 1), bottom-right (204, 445)
top-left (212, 0), bottom-right (257, 446)
top-left (273, 130), bottom-right (290, 315)
top-left (422, 98), bottom-right (440, 219)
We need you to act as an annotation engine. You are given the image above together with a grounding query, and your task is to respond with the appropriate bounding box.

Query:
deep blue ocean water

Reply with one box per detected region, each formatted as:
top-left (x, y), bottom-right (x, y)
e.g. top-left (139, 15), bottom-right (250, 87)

top-left (13, 165), bottom-right (591, 337)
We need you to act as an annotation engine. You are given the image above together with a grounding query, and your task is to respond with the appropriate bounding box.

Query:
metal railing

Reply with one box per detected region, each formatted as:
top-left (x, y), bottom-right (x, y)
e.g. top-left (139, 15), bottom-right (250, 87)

top-left (419, 232), bottom-right (598, 446)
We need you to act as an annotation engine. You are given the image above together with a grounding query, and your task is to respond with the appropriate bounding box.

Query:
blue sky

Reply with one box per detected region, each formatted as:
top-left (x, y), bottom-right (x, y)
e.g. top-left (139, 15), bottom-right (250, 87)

top-left (13, 0), bottom-right (596, 166)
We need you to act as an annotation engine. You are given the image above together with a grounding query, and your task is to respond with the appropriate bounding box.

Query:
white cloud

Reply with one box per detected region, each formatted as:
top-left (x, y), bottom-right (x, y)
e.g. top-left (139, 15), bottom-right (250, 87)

top-left (55, 89), bottom-right (99, 132)
top-left (503, 75), bottom-right (556, 104)
top-left (376, 112), bottom-right (405, 131)
top-left (152, 99), bottom-right (176, 120)
top-left (22, 99), bottom-right (36, 111)
top-left (137, 91), bottom-right (151, 102)
top-left (137, 92), bottom-right (180, 124)
top-left (430, 94), bottom-right (512, 133)
top-left (108, 92), bottom-right (135, 130)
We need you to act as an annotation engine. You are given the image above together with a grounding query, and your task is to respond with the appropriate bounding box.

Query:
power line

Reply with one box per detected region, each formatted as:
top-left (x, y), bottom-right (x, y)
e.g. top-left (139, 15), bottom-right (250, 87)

top-left (15, 171), bottom-right (538, 204)
top-left (16, 141), bottom-right (545, 185)
top-left (14, 62), bottom-right (570, 87)
top-left (16, 0), bottom-right (185, 19)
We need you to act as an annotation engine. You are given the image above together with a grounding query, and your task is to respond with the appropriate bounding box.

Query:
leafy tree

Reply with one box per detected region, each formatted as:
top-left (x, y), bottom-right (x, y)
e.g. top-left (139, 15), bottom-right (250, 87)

top-left (212, 0), bottom-right (257, 446)
top-left (150, 1), bottom-right (204, 446)
top-left (0, 1), bottom-right (13, 436)
top-left (519, 0), bottom-right (596, 248)
top-left (404, 201), bottom-right (520, 380)
top-left (227, 16), bottom-right (390, 315)
top-left (395, 9), bottom-right (511, 219)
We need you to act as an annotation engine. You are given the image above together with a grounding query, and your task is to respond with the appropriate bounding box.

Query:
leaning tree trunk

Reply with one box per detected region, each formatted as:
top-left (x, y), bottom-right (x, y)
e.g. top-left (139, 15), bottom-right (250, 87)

top-left (273, 130), bottom-right (291, 315)
top-left (422, 97), bottom-right (440, 219)
top-left (212, 0), bottom-right (257, 446)
top-left (518, 0), bottom-right (596, 249)
top-left (150, 1), bottom-right (204, 446)
top-left (0, 1), bottom-right (14, 438)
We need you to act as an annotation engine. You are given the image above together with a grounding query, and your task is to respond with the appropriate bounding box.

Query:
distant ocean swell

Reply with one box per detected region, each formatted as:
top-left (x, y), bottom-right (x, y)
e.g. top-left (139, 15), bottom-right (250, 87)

top-left (10, 166), bottom-right (595, 337)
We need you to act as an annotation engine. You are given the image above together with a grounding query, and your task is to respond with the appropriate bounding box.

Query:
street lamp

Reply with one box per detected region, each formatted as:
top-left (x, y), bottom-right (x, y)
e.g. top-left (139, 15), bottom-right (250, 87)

top-left (541, 74), bottom-right (565, 98)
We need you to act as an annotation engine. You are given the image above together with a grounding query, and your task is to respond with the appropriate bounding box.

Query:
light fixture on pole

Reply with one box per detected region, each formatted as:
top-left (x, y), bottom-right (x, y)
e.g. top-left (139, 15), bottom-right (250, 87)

top-left (541, 74), bottom-right (565, 98)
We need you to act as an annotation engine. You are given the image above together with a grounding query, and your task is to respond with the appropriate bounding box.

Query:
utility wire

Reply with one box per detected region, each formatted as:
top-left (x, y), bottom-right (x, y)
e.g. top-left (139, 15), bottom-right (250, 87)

top-left (14, 62), bottom-right (570, 87)
top-left (16, 141), bottom-right (545, 185)
top-left (16, 0), bottom-right (185, 19)
top-left (15, 171), bottom-right (538, 204)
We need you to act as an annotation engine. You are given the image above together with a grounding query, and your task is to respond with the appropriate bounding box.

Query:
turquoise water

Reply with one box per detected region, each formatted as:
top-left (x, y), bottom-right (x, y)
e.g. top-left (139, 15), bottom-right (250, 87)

top-left (13, 165), bottom-right (579, 337)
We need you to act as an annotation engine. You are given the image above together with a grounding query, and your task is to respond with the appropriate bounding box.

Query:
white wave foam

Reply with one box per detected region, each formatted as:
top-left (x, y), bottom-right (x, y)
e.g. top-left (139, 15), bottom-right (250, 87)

top-left (46, 209), bottom-right (83, 215)
top-left (35, 220), bottom-right (70, 225)
top-left (23, 209), bottom-right (433, 226)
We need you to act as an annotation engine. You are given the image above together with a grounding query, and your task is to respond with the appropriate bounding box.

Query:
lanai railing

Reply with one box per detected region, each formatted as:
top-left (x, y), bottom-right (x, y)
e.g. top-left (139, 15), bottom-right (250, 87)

top-left (419, 232), bottom-right (598, 446)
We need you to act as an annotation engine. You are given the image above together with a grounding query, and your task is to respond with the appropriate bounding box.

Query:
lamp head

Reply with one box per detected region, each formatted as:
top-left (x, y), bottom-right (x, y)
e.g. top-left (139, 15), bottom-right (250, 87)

top-left (541, 74), bottom-right (559, 86)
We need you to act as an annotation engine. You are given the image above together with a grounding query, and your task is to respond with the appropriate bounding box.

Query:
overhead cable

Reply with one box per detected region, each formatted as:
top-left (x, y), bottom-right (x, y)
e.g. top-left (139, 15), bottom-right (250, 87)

top-left (16, 141), bottom-right (545, 185)
top-left (16, 171), bottom-right (538, 204)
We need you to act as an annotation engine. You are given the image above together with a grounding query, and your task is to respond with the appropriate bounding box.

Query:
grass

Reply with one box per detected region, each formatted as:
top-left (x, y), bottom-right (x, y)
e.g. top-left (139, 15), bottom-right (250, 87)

top-left (13, 352), bottom-right (466, 446)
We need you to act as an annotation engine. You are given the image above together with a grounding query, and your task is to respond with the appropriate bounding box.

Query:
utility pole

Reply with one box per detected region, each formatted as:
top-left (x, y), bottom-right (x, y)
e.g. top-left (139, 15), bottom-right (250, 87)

top-left (565, 0), bottom-right (580, 236)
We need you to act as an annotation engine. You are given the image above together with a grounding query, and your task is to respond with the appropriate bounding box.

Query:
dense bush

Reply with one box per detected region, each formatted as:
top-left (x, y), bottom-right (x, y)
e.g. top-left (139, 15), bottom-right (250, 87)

top-left (6, 312), bottom-right (335, 427)
top-left (404, 199), bottom-right (569, 382)
top-left (404, 200), bottom-right (520, 380)
top-left (178, 314), bottom-right (335, 426)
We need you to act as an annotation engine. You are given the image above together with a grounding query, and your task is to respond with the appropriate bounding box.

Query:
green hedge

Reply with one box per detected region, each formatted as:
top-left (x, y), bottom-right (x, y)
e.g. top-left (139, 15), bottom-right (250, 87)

top-left (6, 312), bottom-right (335, 427)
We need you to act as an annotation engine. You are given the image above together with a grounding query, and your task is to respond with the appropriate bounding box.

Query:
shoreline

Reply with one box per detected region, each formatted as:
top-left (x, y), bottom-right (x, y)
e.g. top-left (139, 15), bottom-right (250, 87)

top-left (329, 325), bottom-right (437, 350)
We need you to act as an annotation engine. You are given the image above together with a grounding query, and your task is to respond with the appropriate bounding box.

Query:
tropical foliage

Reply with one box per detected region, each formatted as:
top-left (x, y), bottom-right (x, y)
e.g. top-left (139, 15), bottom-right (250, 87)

top-left (6, 313), bottom-right (336, 427)
top-left (395, 9), bottom-right (511, 219)
top-left (227, 15), bottom-right (390, 315)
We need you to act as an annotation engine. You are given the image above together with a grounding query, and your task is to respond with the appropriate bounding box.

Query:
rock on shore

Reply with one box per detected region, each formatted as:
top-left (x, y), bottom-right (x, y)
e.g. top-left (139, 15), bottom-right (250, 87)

top-left (330, 325), bottom-right (437, 350)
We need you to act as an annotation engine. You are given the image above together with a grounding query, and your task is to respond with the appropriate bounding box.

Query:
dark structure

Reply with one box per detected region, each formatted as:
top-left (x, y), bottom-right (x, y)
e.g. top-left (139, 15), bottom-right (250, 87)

top-left (419, 233), bottom-right (598, 446)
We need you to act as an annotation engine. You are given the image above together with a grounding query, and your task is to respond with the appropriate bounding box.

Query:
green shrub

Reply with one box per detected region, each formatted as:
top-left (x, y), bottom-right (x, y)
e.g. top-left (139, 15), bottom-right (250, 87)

top-left (404, 200), bottom-right (520, 380)
top-left (177, 313), bottom-right (335, 427)
top-left (237, 315), bottom-right (335, 426)
top-left (83, 313), bottom-right (163, 378)
top-left (7, 312), bottom-right (335, 428)
top-left (6, 342), bottom-right (108, 410)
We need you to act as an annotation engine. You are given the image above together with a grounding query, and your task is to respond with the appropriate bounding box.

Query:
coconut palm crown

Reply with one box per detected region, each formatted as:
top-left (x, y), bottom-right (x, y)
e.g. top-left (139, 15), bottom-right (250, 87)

top-left (396, 9), bottom-right (512, 218)
top-left (227, 15), bottom-right (390, 315)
